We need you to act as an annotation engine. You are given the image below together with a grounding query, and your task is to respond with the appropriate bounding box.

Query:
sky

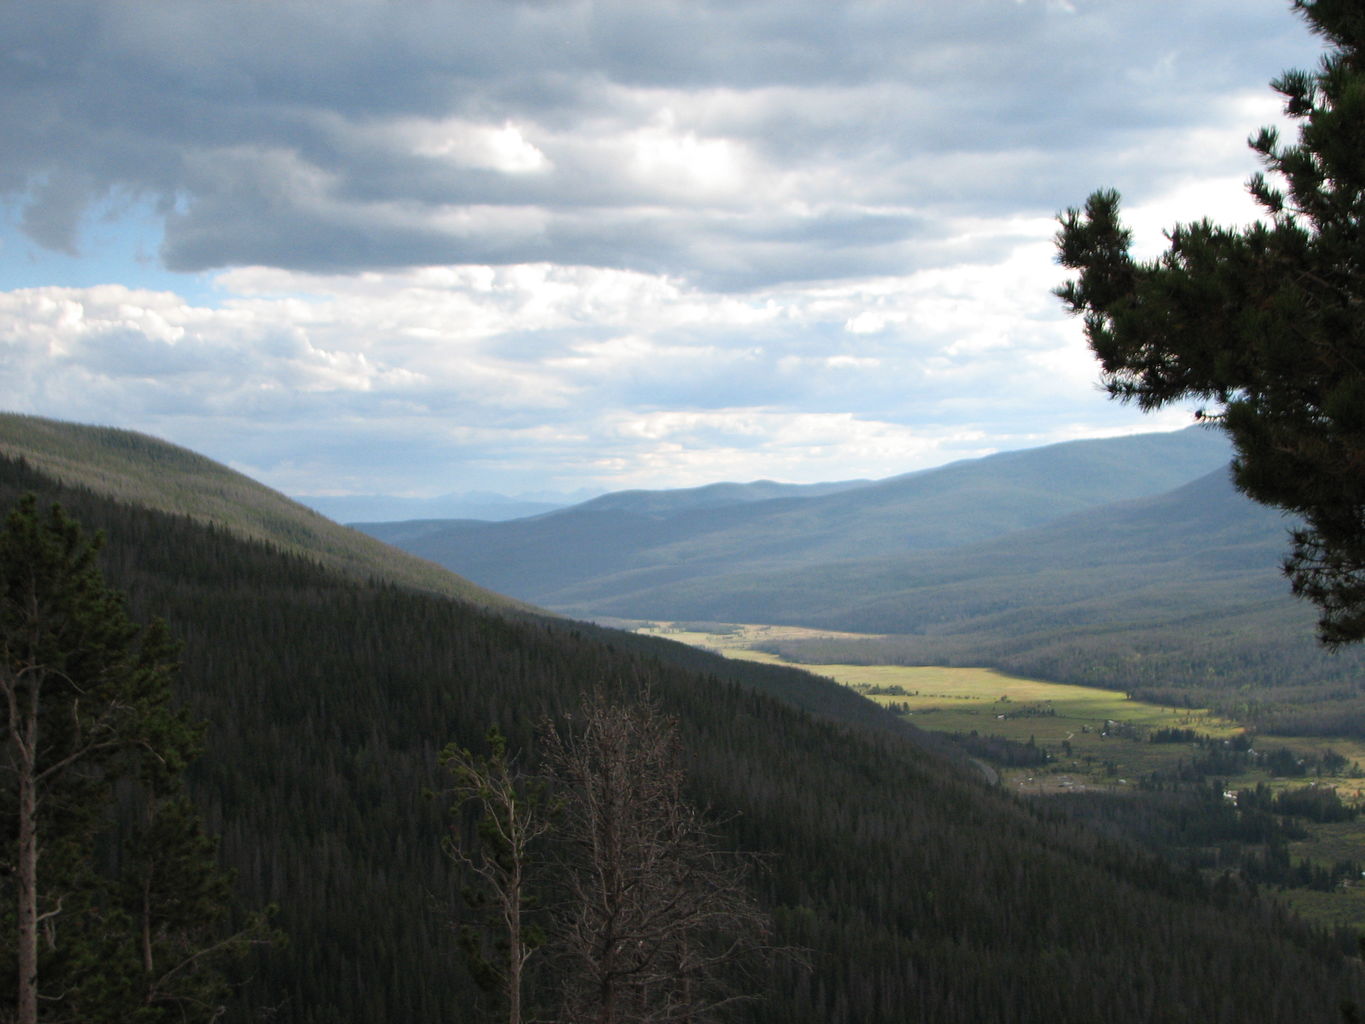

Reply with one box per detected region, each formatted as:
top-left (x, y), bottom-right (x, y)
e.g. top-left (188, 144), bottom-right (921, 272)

top-left (0, 0), bottom-right (1328, 503)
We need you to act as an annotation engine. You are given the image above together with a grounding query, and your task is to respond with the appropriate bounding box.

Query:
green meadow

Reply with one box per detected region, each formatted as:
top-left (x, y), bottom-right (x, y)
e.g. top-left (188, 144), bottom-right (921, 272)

top-left (640, 622), bottom-right (1249, 792)
top-left (640, 621), bottom-right (1365, 928)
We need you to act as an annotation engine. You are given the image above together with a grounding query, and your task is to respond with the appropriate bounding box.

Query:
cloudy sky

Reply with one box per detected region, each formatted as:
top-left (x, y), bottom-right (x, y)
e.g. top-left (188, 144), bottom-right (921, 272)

top-left (0, 1), bottom-right (1326, 504)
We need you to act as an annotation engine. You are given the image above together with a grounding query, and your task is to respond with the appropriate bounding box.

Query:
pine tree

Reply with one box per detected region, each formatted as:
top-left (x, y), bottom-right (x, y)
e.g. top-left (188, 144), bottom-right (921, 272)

top-left (1055, 0), bottom-right (1365, 644)
top-left (0, 496), bottom-right (269, 1022)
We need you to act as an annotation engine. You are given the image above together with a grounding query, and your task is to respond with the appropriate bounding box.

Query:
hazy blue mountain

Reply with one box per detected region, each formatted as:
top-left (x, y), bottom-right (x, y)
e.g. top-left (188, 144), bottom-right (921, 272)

top-left (723, 466), bottom-right (1365, 729)
top-left (551, 466), bottom-right (1292, 630)
top-left (571, 477), bottom-right (873, 514)
top-left (354, 478), bottom-right (874, 547)
top-left (296, 488), bottom-right (599, 523)
top-left (545, 466), bottom-right (1365, 725)
top-left (357, 427), bottom-right (1234, 606)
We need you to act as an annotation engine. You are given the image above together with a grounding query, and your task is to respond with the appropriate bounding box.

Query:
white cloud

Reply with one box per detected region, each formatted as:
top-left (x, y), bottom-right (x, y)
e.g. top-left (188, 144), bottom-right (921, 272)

top-left (0, 247), bottom-right (1191, 495)
top-left (405, 119), bottom-right (552, 174)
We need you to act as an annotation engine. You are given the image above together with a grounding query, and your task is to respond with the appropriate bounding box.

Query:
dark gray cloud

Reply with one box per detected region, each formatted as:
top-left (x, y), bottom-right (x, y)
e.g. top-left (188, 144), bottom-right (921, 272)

top-left (0, 0), bottom-right (1324, 288)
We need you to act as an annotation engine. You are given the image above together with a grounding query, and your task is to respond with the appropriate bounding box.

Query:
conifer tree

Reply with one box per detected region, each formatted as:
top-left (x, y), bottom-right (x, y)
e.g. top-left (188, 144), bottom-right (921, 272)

top-left (1055, 0), bottom-right (1365, 644)
top-left (0, 496), bottom-right (267, 1022)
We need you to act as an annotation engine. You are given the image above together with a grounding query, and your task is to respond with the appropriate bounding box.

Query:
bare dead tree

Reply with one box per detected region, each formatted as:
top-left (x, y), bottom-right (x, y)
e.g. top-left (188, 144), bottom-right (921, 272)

top-left (440, 728), bottom-right (553, 1024)
top-left (540, 692), bottom-right (769, 1024)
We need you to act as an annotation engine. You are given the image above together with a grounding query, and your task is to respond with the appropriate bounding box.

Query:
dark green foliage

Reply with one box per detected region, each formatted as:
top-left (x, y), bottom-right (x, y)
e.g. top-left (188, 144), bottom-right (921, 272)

top-left (950, 731), bottom-right (1051, 768)
top-left (1051, 775), bottom-right (1365, 899)
top-left (0, 495), bottom-right (266, 1022)
top-left (1273, 784), bottom-right (1357, 823)
top-left (1055, 0), bottom-right (1365, 644)
top-left (3, 452), bottom-right (1365, 1021)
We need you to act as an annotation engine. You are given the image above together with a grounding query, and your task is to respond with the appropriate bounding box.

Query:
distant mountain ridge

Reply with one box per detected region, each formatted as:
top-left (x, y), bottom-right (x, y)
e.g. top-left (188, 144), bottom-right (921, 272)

top-left (570, 477), bottom-right (872, 514)
top-left (555, 467), bottom-right (1293, 630)
top-left (352, 477), bottom-right (874, 546)
top-left (355, 425), bottom-right (1365, 726)
top-left (300, 489), bottom-right (601, 523)
top-left (359, 427), bottom-right (1235, 611)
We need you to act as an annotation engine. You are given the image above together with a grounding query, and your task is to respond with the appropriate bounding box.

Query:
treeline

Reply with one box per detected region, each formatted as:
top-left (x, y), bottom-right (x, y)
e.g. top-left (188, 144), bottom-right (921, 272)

top-left (1055, 782), bottom-right (1363, 895)
top-left (1139, 732), bottom-right (1357, 783)
top-left (2, 453), bottom-right (1364, 1022)
top-left (949, 731), bottom-right (1052, 768)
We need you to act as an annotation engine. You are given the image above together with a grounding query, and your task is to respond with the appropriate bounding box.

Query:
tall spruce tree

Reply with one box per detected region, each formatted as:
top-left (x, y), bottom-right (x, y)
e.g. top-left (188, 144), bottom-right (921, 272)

top-left (1055, 0), bottom-right (1365, 644)
top-left (0, 496), bottom-right (266, 1023)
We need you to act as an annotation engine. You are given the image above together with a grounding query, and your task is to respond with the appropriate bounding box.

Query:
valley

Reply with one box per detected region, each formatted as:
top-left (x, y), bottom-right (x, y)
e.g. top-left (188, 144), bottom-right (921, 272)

top-left (638, 621), bottom-right (1365, 930)
top-left (363, 427), bottom-right (1365, 741)
top-left (5, 414), bottom-right (1365, 1022)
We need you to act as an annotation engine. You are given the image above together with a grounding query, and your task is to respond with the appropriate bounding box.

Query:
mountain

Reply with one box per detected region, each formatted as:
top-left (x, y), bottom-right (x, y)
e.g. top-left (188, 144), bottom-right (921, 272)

top-left (360, 427), bottom-right (1234, 606)
top-left (309, 481), bottom-right (866, 527)
top-left (555, 466), bottom-right (1292, 628)
top-left (0, 412), bottom-right (522, 610)
top-left (298, 489), bottom-right (600, 523)
top-left (0, 419), bottom-right (1359, 1022)
top-left (567, 476), bottom-right (872, 514)
top-left (355, 476), bottom-right (873, 550)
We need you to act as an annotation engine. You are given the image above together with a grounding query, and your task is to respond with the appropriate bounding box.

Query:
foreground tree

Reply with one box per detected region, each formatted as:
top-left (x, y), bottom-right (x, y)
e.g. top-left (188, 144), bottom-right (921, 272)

top-left (440, 728), bottom-right (553, 1024)
top-left (1055, 0), bottom-right (1365, 644)
top-left (0, 497), bottom-right (268, 1022)
top-left (444, 694), bottom-right (771, 1024)
top-left (541, 693), bottom-right (769, 1024)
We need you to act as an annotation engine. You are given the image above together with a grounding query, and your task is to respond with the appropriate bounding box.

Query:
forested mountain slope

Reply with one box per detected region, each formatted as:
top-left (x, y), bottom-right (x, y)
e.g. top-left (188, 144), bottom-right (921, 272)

top-left (0, 412), bottom-right (520, 609)
top-left (1, 442), bottom-right (1362, 1021)
top-left (361, 427), bottom-right (1233, 604)
top-left (561, 467), bottom-right (1290, 627)
top-left (0, 442), bottom-right (1359, 1024)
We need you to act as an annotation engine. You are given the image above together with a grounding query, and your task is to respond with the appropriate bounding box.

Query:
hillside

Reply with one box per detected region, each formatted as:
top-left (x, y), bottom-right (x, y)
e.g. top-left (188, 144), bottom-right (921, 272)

top-left (0, 412), bottom-right (522, 610)
top-left (360, 426), bottom-right (1234, 604)
top-left (1, 431), bottom-right (1362, 1021)
top-left (554, 467), bottom-right (1292, 628)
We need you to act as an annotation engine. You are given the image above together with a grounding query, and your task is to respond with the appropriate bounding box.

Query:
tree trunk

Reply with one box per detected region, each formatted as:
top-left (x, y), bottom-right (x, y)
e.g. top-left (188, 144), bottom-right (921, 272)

top-left (17, 751), bottom-right (38, 1024)
top-left (507, 859), bottom-right (522, 1024)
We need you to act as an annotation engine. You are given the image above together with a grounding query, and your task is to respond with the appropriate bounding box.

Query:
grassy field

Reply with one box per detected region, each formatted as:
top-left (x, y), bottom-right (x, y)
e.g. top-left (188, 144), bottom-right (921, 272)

top-left (638, 621), bottom-right (1365, 927)
top-left (639, 620), bottom-right (1365, 790)
top-left (639, 622), bottom-right (1246, 791)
